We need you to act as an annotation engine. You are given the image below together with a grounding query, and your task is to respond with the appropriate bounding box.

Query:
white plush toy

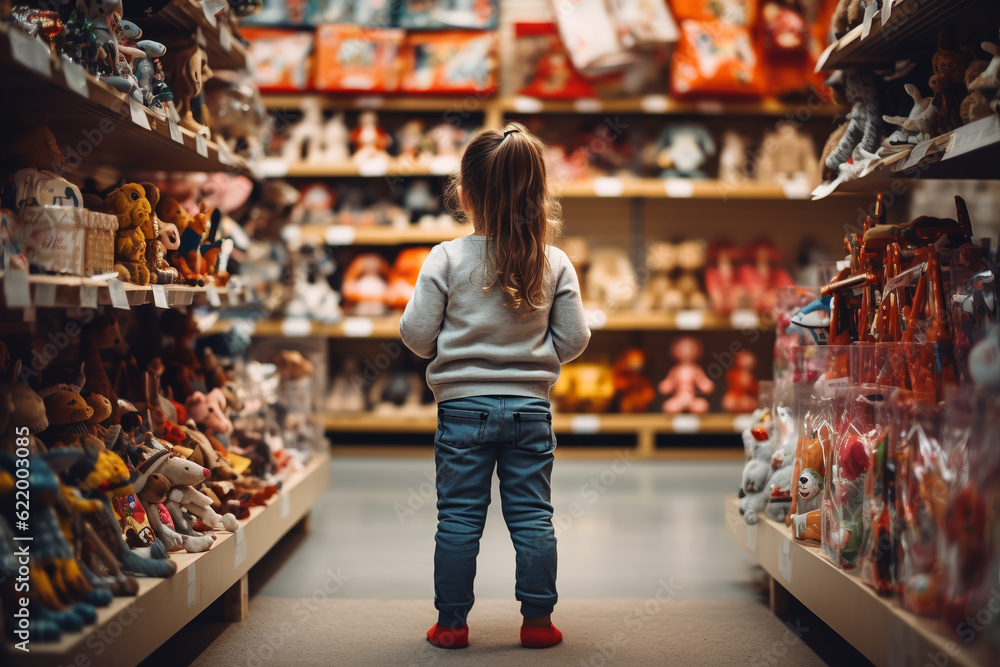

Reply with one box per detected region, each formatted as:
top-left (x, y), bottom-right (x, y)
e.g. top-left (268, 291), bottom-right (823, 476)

top-left (739, 412), bottom-right (794, 524)
top-left (880, 84), bottom-right (941, 155)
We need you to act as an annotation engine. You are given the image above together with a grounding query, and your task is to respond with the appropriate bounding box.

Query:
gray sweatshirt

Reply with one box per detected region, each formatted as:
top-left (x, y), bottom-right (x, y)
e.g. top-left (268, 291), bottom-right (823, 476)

top-left (398, 235), bottom-right (591, 403)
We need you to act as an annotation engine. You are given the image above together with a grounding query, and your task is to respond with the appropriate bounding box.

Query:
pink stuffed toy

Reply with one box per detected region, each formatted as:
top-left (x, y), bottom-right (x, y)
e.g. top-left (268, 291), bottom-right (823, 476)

top-left (658, 337), bottom-right (715, 414)
top-left (184, 389), bottom-right (232, 435)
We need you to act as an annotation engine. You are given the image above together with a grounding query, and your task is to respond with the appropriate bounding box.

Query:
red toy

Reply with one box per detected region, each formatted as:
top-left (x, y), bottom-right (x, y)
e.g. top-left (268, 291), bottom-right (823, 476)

top-left (722, 350), bottom-right (758, 413)
top-left (658, 337), bottom-right (714, 414)
top-left (740, 239), bottom-right (794, 316)
top-left (612, 348), bottom-right (655, 413)
top-left (386, 247), bottom-right (433, 310)
top-left (705, 240), bottom-right (747, 316)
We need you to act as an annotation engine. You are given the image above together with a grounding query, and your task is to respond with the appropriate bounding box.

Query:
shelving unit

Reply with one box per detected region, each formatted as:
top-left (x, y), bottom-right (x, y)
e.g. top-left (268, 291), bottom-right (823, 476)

top-left (157, 0), bottom-right (248, 71)
top-left (0, 273), bottom-right (248, 309)
top-left (723, 497), bottom-right (992, 667)
top-left (6, 454), bottom-right (331, 667)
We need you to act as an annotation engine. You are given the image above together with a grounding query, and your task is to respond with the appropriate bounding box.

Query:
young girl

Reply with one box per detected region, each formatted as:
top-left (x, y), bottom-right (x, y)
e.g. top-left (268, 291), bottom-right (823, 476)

top-left (399, 123), bottom-right (590, 650)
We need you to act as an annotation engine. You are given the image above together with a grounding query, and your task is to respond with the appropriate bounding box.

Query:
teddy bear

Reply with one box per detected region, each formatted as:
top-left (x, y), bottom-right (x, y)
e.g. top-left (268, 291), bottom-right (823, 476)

top-left (1, 359), bottom-right (49, 455)
top-left (105, 182), bottom-right (158, 286)
top-left (674, 240), bottom-right (709, 311)
top-left (551, 362), bottom-right (615, 414)
top-left (37, 384), bottom-right (101, 452)
top-left (342, 253), bottom-right (390, 316)
top-left (638, 243), bottom-right (680, 311)
top-left (386, 247), bottom-right (433, 310)
top-left (960, 37), bottom-right (1000, 125)
top-left (585, 248), bottom-right (637, 312)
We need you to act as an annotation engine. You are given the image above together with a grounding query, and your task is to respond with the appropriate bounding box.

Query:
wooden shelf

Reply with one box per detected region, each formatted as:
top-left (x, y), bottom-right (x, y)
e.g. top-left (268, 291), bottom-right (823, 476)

top-left (0, 272), bottom-right (248, 310)
top-left (296, 224), bottom-right (473, 246)
top-left (817, 0), bottom-right (999, 70)
top-left (261, 158), bottom-right (456, 178)
top-left (502, 96), bottom-right (842, 118)
top-left (262, 93), bottom-right (496, 112)
top-left (5, 453), bottom-right (331, 667)
top-left (0, 24), bottom-right (247, 178)
top-left (723, 497), bottom-right (993, 667)
top-left (155, 0), bottom-right (247, 70)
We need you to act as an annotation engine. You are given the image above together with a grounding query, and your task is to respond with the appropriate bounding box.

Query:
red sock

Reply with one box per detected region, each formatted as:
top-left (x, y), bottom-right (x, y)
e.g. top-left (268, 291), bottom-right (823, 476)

top-left (426, 623), bottom-right (469, 649)
top-left (520, 624), bottom-right (563, 648)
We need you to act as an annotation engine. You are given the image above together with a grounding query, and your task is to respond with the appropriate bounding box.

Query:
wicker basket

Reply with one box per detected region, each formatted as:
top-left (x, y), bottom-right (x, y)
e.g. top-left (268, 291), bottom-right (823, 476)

top-left (20, 206), bottom-right (118, 276)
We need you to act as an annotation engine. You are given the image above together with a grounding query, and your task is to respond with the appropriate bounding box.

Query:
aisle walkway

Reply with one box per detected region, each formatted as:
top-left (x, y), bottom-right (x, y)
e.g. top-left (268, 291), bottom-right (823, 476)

top-left (143, 457), bottom-right (872, 666)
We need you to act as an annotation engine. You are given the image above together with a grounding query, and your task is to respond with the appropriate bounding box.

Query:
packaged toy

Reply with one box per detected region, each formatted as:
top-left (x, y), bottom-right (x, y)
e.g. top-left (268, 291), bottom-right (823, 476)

top-left (397, 0), bottom-right (498, 29)
top-left (670, 20), bottom-right (762, 98)
top-left (514, 23), bottom-right (596, 99)
top-left (401, 31), bottom-right (497, 94)
top-left (315, 25), bottom-right (404, 92)
top-left (242, 27), bottom-right (313, 92)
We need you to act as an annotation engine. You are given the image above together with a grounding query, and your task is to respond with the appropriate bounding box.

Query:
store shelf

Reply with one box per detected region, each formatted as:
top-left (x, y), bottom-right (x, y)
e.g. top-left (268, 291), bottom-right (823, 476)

top-left (154, 0), bottom-right (248, 70)
top-left (297, 224), bottom-right (474, 246)
top-left (723, 497), bottom-right (993, 667)
top-left (0, 272), bottom-right (248, 310)
top-left (502, 95), bottom-right (842, 118)
top-left (261, 158), bottom-right (457, 178)
top-left (5, 453), bottom-right (331, 667)
top-left (263, 93), bottom-right (496, 112)
top-left (0, 24), bottom-right (247, 177)
top-left (817, 0), bottom-right (999, 70)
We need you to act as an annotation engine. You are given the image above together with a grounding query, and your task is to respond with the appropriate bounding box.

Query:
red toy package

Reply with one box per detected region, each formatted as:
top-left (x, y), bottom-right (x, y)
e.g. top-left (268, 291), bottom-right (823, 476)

top-left (242, 27), bottom-right (314, 92)
top-left (400, 31), bottom-right (497, 94)
top-left (314, 25), bottom-right (405, 92)
top-left (514, 23), bottom-right (596, 99)
top-left (670, 19), bottom-right (764, 98)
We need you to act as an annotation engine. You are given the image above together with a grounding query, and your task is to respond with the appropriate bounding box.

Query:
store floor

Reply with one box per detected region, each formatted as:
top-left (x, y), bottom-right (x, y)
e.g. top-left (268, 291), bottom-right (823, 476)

top-left (143, 456), bottom-right (873, 666)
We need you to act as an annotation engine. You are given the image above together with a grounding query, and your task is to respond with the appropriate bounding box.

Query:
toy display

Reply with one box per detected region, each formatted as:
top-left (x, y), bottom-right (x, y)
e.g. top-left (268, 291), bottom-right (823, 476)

top-left (397, 0), bottom-right (498, 29)
top-left (242, 27), bottom-right (314, 92)
top-left (314, 25), bottom-right (404, 92)
top-left (671, 19), bottom-right (762, 98)
top-left (341, 253), bottom-right (390, 316)
top-left (739, 410), bottom-right (794, 524)
top-left (659, 337), bottom-right (714, 414)
top-left (722, 350), bottom-right (758, 413)
top-left (514, 23), bottom-right (596, 99)
top-left (401, 31), bottom-right (497, 94)
top-left (654, 125), bottom-right (716, 179)
top-left (612, 348), bottom-right (656, 413)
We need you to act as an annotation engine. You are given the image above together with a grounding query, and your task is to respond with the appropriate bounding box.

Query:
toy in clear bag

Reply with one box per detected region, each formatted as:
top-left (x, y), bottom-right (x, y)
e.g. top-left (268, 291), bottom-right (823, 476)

top-left (786, 391), bottom-right (833, 542)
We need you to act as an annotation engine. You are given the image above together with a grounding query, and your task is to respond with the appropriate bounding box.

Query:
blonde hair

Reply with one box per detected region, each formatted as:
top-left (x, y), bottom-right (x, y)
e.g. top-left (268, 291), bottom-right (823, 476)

top-left (448, 122), bottom-right (562, 311)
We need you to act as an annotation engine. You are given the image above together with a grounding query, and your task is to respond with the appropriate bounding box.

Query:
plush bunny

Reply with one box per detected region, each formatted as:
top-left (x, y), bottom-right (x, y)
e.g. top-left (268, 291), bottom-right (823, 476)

top-left (881, 84), bottom-right (942, 154)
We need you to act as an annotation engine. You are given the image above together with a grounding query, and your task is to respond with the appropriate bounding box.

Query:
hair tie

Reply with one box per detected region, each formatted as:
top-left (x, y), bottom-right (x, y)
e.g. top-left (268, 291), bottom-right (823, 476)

top-left (503, 128), bottom-right (520, 138)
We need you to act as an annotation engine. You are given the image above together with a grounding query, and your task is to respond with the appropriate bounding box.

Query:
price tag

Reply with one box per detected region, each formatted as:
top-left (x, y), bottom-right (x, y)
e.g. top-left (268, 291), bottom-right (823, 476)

top-left (695, 100), bottom-right (725, 115)
top-left (80, 284), bottom-right (98, 309)
top-left (745, 523), bottom-right (757, 552)
top-left (281, 318), bottom-right (312, 337)
top-left (778, 538), bottom-right (792, 584)
top-left (34, 282), bottom-right (56, 307)
top-left (61, 57), bottom-right (89, 97)
top-left (4, 269), bottom-right (32, 309)
top-left (324, 226), bottom-right (356, 246)
top-left (429, 156), bottom-right (458, 175)
top-left (129, 97), bottom-right (151, 130)
top-left (945, 116), bottom-right (1000, 160)
top-left (592, 177), bottom-right (624, 197)
top-left (730, 309), bottom-right (759, 329)
top-left (354, 96), bottom-right (385, 109)
top-left (233, 525), bottom-right (246, 567)
top-left (733, 414), bottom-right (755, 433)
top-left (263, 158), bottom-right (290, 178)
top-left (664, 179), bottom-right (695, 198)
top-left (106, 279), bottom-right (130, 309)
top-left (187, 563), bottom-right (197, 608)
top-left (9, 29), bottom-right (51, 77)
top-left (357, 159), bottom-right (388, 177)
top-left (280, 225), bottom-right (302, 245)
top-left (880, 0), bottom-right (894, 26)
top-left (640, 95), bottom-right (669, 113)
top-left (574, 98), bottom-right (602, 113)
top-left (151, 284), bottom-right (168, 308)
top-left (584, 308), bottom-right (607, 330)
top-left (168, 117), bottom-right (184, 144)
top-left (675, 310), bottom-right (704, 330)
top-left (219, 23), bottom-right (233, 52)
top-left (781, 180), bottom-right (812, 200)
top-left (217, 141), bottom-right (234, 166)
top-left (206, 284), bottom-right (221, 307)
top-left (814, 41), bottom-right (837, 72)
top-left (861, 1), bottom-right (878, 40)
top-left (512, 96), bottom-right (543, 113)
top-left (343, 317), bottom-right (375, 338)
top-left (672, 415), bottom-right (701, 433)
top-left (279, 492), bottom-right (291, 519)
top-left (195, 133), bottom-right (209, 158)
top-left (570, 415), bottom-right (601, 434)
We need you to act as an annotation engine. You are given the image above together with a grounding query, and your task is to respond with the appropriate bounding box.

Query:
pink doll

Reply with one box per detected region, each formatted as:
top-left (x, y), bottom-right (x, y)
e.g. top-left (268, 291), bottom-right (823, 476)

top-left (740, 239), bottom-right (794, 316)
top-left (658, 337), bottom-right (714, 414)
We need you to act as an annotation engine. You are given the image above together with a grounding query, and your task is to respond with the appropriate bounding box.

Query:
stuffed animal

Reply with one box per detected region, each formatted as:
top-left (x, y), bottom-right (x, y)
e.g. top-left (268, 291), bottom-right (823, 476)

top-left (585, 248), bottom-right (637, 312)
top-left (386, 247), bottom-right (432, 310)
top-left (106, 182), bottom-right (157, 285)
top-left (185, 389), bottom-right (233, 438)
top-left (722, 351), bottom-right (758, 413)
top-left (740, 239), bottom-right (794, 315)
top-left (659, 337), bottom-right (714, 414)
top-left (786, 422), bottom-right (831, 541)
top-left (705, 240), bottom-right (745, 316)
top-left (551, 362), bottom-right (615, 414)
top-left (326, 358), bottom-right (368, 413)
top-left (740, 422), bottom-right (795, 524)
top-left (282, 96), bottom-right (325, 163)
top-left (960, 37), bottom-right (1000, 125)
top-left (151, 220), bottom-right (181, 285)
top-left (157, 196), bottom-right (206, 285)
top-left (37, 384), bottom-right (99, 451)
top-left (322, 112), bottom-right (351, 163)
top-left (825, 69), bottom-right (883, 174)
top-left (674, 240), bottom-right (708, 310)
top-left (755, 122), bottom-right (820, 189)
top-left (881, 84), bottom-right (942, 154)
top-left (718, 131), bottom-right (750, 185)
top-left (831, 0), bottom-right (863, 38)
top-left (929, 33), bottom-right (973, 133)
top-left (342, 253), bottom-right (390, 316)
top-left (351, 111), bottom-right (392, 164)
top-left (612, 349), bottom-right (655, 413)
top-left (655, 125), bottom-right (716, 179)
top-left (1, 359), bottom-right (49, 455)
top-left (638, 243), bottom-right (680, 311)
top-left (286, 243), bottom-right (341, 323)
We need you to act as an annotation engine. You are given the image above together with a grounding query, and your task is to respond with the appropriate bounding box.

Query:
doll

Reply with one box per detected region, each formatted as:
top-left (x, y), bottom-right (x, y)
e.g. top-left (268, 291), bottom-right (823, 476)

top-left (282, 96), bottom-right (325, 164)
top-left (704, 240), bottom-right (745, 317)
top-left (159, 36), bottom-right (213, 137)
top-left (658, 337), bottom-right (714, 414)
top-left (721, 351), bottom-right (758, 414)
top-left (655, 125), bottom-right (715, 179)
top-left (740, 239), bottom-right (794, 316)
top-left (386, 247), bottom-right (432, 310)
top-left (321, 112), bottom-right (350, 164)
top-left (674, 240), bottom-right (708, 311)
top-left (341, 253), bottom-right (390, 316)
top-left (585, 248), bottom-right (637, 312)
top-left (351, 111), bottom-right (392, 164)
top-left (612, 348), bottom-right (655, 413)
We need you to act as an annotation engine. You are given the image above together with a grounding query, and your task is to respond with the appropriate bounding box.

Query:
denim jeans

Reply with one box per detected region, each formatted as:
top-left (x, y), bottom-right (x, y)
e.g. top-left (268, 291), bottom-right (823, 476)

top-left (433, 395), bottom-right (557, 627)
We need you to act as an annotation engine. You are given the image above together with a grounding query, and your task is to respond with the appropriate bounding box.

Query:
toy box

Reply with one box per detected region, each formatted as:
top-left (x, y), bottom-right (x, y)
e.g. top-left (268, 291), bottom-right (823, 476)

top-left (514, 23), bottom-right (596, 99)
top-left (17, 206), bottom-right (116, 276)
top-left (400, 31), bottom-right (497, 94)
top-left (670, 19), bottom-right (763, 98)
top-left (315, 25), bottom-right (405, 92)
top-left (397, 0), bottom-right (498, 29)
top-left (243, 27), bottom-right (315, 92)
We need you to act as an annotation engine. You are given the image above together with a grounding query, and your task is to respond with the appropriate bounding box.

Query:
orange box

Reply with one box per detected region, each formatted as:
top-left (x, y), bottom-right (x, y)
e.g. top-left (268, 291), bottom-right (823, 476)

top-left (314, 25), bottom-right (405, 92)
top-left (400, 30), bottom-right (497, 94)
top-left (243, 27), bottom-right (314, 92)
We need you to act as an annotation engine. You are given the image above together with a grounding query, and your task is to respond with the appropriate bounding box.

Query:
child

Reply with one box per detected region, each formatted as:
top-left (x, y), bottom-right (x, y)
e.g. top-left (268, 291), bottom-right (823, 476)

top-left (399, 123), bottom-right (591, 650)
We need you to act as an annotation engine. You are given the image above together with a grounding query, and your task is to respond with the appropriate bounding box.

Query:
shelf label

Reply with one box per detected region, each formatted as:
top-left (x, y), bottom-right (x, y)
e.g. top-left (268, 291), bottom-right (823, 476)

top-left (281, 318), bottom-right (312, 337)
top-left (880, 0), bottom-right (895, 26)
top-left (219, 23), bottom-right (233, 52)
top-left (61, 56), bottom-right (89, 97)
top-left (730, 309), bottom-right (759, 329)
top-left (733, 414), bottom-right (755, 433)
top-left (592, 177), bottom-right (624, 197)
top-left (233, 525), bottom-right (246, 567)
top-left (574, 98), bottom-right (602, 113)
top-left (106, 279), bottom-right (130, 309)
top-left (195, 133), bottom-right (209, 158)
top-left (206, 283), bottom-right (221, 307)
top-left (80, 284), bottom-right (98, 309)
top-left (570, 415), bottom-right (601, 434)
top-left (672, 415), bottom-right (700, 433)
top-left (640, 95), bottom-right (669, 113)
top-left (34, 282), bottom-right (56, 307)
top-left (343, 317), bottom-right (375, 338)
top-left (583, 308), bottom-right (607, 329)
top-left (129, 97), bottom-right (151, 130)
top-left (512, 96), bottom-right (543, 113)
top-left (3, 269), bottom-right (32, 309)
top-left (354, 96), bottom-right (385, 109)
top-left (695, 100), bottom-right (725, 115)
top-left (10, 29), bottom-right (52, 77)
top-left (217, 141), bottom-right (234, 166)
top-left (357, 159), bottom-right (388, 177)
top-left (664, 179), bottom-right (695, 198)
top-left (781, 180), bottom-right (811, 200)
top-left (675, 310), bottom-right (704, 330)
top-left (151, 284), bottom-right (168, 308)
top-left (944, 116), bottom-right (1000, 161)
top-left (861, 1), bottom-right (878, 40)
top-left (778, 538), bottom-right (792, 584)
top-left (429, 156), bottom-right (458, 175)
top-left (280, 491), bottom-right (291, 519)
top-left (187, 563), bottom-right (197, 608)
top-left (168, 117), bottom-right (184, 144)
top-left (324, 226), bottom-right (356, 246)
top-left (745, 523), bottom-right (757, 552)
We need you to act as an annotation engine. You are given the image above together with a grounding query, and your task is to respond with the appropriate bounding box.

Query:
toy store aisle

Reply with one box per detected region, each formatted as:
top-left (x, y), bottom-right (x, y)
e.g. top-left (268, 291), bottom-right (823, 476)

top-left (142, 458), bottom-right (872, 666)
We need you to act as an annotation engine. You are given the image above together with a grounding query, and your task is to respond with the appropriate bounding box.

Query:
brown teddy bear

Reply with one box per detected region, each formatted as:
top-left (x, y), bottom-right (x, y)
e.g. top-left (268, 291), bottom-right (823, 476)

top-left (1, 360), bottom-right (49, 455)
top-left (106, 182), bottom-right (158, 286)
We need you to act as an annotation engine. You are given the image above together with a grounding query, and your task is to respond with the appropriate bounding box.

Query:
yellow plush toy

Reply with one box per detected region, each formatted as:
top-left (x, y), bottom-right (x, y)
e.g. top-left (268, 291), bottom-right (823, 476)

top-left (106, 183), bottom-right (157, 286)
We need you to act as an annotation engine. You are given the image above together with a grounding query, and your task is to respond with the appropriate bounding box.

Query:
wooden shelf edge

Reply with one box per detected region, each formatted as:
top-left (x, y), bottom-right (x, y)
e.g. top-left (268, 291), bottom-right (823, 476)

top-left (0, 273), bottom-right (248, 310)
top-left (723, 496), bottom-right (993, 667)
top-left (329, 444), bottom-right (743, 460)
top-left (5, 452), bottom-right (330, 666)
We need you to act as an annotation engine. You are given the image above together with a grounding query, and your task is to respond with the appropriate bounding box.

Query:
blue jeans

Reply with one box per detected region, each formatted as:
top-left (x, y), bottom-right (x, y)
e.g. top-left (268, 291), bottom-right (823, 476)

top-left (433, 395), bottom-right (557, 627)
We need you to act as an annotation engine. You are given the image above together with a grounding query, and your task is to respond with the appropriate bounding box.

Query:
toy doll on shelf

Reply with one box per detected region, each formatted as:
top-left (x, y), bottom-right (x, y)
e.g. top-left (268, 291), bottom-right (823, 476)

top-left (351, 111), bottom-right (392, 167)
top-left (654, 125), bottom-right (716, 179)
top-left (159, 34), bottom-right (213, 137)
top-left (281, 97), bottom-right (325, 164)
top-left (722, 351), bottom-right (758, 413)
top-left (741, 239), bottom-right (794, 316)
top-left (341, 253), bottom-right (389, 316)
top-left (612, 348), bottom-right (655, 413)
top-left (705, 240), bottom-right (746, 317)
top-left (658, 337), bottom-right (714, 414)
